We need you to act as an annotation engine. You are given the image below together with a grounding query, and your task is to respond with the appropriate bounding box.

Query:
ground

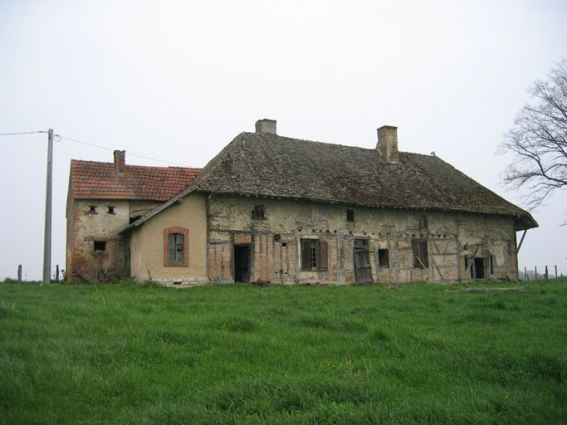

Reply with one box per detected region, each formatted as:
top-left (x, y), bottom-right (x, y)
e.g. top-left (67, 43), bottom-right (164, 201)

top-left (1, 279), bottom-right (566, 424)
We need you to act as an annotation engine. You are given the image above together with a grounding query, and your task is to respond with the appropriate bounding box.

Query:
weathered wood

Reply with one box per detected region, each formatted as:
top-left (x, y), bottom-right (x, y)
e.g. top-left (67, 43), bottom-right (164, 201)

top-left (17, 265), bottom-right (22, 281)
top-left (448, 285), bottom-right (531, 293)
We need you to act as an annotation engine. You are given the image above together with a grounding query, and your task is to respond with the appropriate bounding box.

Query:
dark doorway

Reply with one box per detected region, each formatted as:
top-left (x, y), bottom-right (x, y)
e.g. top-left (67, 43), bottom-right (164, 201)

top-left (354, 239), bottom-right (373, 284)
top-left (234, 245), bottom-right (250, 283)
top-left (474, 257), bottom-right (485, 279)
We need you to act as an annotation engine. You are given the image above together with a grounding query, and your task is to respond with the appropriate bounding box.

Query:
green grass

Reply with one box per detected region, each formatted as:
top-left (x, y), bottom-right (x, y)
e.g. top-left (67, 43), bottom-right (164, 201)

top-left (1, 279), bottom-right (566, 424)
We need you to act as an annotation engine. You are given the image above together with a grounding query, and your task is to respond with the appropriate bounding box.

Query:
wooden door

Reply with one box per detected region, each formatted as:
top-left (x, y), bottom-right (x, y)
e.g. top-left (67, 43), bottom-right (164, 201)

top-left (354, 239), bottom-right (373, 284)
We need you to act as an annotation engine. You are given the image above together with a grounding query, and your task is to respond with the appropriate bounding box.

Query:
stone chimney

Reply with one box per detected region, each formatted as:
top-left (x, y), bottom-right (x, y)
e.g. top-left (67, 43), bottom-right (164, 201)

top-left (113, 150), bottom-right (126, 174)
top-left (377, 125), bottom-right (399, 163)
top-left (255, 119), bottom-right (277, 135)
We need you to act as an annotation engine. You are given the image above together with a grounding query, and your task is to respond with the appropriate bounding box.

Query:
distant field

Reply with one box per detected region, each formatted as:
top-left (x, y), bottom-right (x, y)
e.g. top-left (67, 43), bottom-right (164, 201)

top-left (1, 279), bottom-right (566, 424)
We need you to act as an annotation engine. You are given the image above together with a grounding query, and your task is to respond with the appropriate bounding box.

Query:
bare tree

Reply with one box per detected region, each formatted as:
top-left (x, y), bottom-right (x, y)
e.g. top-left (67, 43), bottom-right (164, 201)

top-left (501, 59), bottom-right (567, 210)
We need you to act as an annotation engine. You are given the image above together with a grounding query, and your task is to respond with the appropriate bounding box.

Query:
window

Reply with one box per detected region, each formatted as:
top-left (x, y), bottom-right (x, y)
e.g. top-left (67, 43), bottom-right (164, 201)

top-left (164, 227), bottom-right (189, 267)
top-left (89, 205), bottom-right (97, 214)
top-left (107, 206), bottom-right (116, 214)
top-left (378, 249), bottom-right (389, 267)
top-left (94, 241), bottom-right (106, 252)
top-left (418, 215), bottom-right (428, 233)
top-left (412, 239), bottom-right (429, 268)
top-left (129, 216), bottom-right (142, 225)
top-left (301, 239), bottom-right (328, 271)
top-left (252, 205), bottom-right (264, 219)
top-left (346, 209), bottom-right (355, 222)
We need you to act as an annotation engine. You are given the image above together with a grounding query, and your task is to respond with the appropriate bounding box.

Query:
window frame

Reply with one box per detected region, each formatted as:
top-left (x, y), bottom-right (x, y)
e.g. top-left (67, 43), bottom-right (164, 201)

top-left (301, 239), bottom-right (328, 271)
top-left (378, 249), bottom-right (390, 267)
top-left (252, 205), bottom-right (265, 220)
top-left (164, 227), bottom-right (189, 267)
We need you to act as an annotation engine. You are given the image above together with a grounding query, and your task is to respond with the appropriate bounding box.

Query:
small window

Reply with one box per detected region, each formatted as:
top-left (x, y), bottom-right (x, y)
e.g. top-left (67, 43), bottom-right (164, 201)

top-left (94, 241), bottom-right (106, 252)
top-left (378, 249), bottom-right (389, 267)
top-left (168, 233), bottom-right (184, 264)
top-left (164, 227), bottom-right (189, 267)
top-left (89, 205), bottom-right (97, 214)
top-left (418, 215), bottom-right (428, 232)
top-left (412, 239), bottom-right (429, 268)
top-left (301, 239), bottom-right (328, 271)
top-left (107, 206), bottom-right (116, 214)
top-left (346, 209), bottom-right (355, 222)
top-left (252, 205), bottom-right (264, 219)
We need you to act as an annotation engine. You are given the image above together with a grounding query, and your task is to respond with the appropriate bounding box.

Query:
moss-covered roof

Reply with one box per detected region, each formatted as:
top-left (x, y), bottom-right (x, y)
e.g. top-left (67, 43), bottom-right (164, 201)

top-left (191, 132), bottom-right (537, 230)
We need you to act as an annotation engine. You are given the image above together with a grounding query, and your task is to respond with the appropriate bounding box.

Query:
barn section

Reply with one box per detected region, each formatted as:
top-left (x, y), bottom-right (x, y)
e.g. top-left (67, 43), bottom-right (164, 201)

top-left (66, 150), bottom-right (201, 282)
top-left (123, 119), bottom-right (537, 285)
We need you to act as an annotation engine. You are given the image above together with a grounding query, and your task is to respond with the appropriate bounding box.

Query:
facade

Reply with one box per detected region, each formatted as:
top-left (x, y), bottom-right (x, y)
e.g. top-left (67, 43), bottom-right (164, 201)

top-left (119, 119), bottom-right (537, 286)
top-left (65, 150), bottom-right (201, 282)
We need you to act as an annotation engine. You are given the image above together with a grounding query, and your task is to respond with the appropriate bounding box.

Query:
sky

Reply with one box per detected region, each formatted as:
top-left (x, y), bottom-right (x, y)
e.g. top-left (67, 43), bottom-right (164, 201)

top-left (1, 0), bottom-right (566, 280)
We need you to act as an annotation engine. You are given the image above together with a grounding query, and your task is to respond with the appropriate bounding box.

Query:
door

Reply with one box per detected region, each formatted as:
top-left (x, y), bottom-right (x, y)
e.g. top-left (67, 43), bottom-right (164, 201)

top-left (234, 245), bottom-right (250, 283)
top-left (354, 239), bottom-right (373, 284)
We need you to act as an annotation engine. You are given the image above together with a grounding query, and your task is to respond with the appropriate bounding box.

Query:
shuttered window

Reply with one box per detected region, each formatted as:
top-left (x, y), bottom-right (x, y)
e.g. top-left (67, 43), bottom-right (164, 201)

top-left (164, 227), bottom-right (189, 267)
top-left (301, 239), bottom-right (328, 271)
top-left (168, 233), bottom-right (184, 264)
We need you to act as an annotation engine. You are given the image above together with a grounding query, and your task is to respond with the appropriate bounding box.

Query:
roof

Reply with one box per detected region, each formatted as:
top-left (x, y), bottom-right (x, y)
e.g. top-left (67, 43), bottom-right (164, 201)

top-left (126, 130), bottom-right (537, 232)
top-left (70, 160), bottom-right (201, 201)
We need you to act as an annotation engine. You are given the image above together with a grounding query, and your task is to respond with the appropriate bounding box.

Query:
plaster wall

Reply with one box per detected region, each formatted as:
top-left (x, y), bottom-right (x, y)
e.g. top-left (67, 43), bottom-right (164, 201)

top-left (207, 195), bottom-right (519, 284)
top-left (129, 192), bottom-right (207, 284)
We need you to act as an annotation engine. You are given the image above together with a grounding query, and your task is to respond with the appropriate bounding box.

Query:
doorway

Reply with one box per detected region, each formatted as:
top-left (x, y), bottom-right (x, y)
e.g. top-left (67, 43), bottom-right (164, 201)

top-left (234, 245), bottom-right (250, 283)
top-left (354, 239), bottom-right (373, 284)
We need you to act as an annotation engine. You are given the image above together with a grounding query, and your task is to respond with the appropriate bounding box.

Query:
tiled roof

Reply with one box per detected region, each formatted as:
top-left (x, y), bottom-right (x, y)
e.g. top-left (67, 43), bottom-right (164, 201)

top-left (70, 160), bottom-right (201, 201)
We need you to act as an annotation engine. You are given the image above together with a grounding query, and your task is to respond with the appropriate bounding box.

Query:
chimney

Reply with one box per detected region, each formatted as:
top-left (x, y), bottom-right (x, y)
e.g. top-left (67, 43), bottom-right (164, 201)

top-left (377, 125), bottom-right (399, 163)
top-left (255, 119), bottom-right (277, 135)
top-left (113, 150), bottom-right (126, 174)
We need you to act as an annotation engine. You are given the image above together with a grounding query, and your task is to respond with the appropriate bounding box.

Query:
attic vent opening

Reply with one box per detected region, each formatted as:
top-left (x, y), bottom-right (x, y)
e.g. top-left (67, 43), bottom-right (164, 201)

top-left (94, 241), bottom-right (106, 252)
top-left (89, 205), bottom-right (97, 214)
top-left (346, 209), bottom-right (355, 222)
top-left (107, 206), bottom-right (116, 214)
top-left (252, 205), bottom-right (264, 220)
top-left (129, 216), bottom-right (142, 225)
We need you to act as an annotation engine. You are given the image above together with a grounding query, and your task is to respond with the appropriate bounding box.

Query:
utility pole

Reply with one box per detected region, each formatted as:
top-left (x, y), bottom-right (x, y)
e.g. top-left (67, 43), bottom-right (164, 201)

top-left (43, 129), bottom-right (53, 284)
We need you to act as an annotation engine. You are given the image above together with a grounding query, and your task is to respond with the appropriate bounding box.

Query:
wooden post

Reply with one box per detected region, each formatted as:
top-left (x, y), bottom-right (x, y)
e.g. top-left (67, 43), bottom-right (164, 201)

top-left (56, 265), bottom-right (60, 282)
top-left (17, 265), bottom-right (22, 281)
top-left (535, 266), bottom-right (538, 280)
top-left (524, 267), bottom-right (527, 281)
top-left (555, 265), bottom-right (558, 278)
top-left (545, 266), bottom-right (549, 280)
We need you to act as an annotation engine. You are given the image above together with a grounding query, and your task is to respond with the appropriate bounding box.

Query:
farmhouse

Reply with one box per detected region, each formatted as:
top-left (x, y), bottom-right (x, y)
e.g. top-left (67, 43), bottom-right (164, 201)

top-left (113, 119), bottom-right (537, 285)
top-left (65, 151), bottom-right (201, 282)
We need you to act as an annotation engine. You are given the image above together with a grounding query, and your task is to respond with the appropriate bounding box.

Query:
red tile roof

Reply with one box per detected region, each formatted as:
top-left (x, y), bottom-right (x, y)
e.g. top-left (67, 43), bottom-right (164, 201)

top-left (70, 160), bottom-right (202, 201)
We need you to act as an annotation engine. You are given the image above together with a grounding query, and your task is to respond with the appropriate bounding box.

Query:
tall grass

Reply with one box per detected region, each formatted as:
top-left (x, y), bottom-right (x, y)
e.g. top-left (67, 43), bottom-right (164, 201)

top-left (1, 280), bottom-right (566, 424)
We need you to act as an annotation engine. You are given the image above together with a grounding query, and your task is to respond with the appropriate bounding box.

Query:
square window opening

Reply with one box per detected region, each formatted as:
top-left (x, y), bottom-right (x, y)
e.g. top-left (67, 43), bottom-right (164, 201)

top-left (378, 249), bottom-right (390, 267)
top-left (346, 209), bottom-right (355, 222)
top-left (252, 205), bottom-right (265, 220)
top-left (94, 241), bottom-right (106, 252)
top-left (107, 206), bottom-right (116, 214)
top-left (89, 205), bottom-right (97, 214)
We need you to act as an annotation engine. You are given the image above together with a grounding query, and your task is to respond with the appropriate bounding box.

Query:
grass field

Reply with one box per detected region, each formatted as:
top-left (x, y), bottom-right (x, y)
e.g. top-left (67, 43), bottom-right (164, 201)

top-left (1, 279), bottom-right (566, 424)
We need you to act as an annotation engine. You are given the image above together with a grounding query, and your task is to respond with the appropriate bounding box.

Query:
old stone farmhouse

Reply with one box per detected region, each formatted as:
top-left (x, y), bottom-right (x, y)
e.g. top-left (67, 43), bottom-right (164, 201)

top-left (67, 119), bottom-right (537, 285)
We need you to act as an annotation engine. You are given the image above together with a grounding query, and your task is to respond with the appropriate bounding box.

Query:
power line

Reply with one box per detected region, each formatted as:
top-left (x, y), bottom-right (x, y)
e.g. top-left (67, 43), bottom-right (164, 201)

top-left (58, 135), bottom-right (192, 167)
top-left (0, 130), bottom-right (47, 136)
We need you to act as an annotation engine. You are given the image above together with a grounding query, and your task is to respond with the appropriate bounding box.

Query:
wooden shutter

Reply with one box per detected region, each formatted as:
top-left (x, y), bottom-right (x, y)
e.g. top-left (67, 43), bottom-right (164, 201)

top-left (319, 241), bottom-right (328, 271)
top-left (301, 239), bottom-right (311, 270)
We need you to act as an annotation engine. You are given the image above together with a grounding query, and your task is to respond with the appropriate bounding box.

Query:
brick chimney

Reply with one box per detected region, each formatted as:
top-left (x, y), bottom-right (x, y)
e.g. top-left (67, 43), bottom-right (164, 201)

top-left (255, 119), bottom-right (277, 135)
top-left (377, 126), bottom-right (399, 163)
top-left (113, 150), bottom-right (126, 174)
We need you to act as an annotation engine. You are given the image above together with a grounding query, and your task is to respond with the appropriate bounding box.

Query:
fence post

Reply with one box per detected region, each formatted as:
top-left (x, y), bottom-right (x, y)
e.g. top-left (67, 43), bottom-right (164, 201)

top-left (545, 265), bottom-right (549, 280)
top-left (535, 266), bottom-right (538, 280)
top-left (555, 265), bottom-right (558, 279)
top-left (17, 265), bottom-right (22, 281)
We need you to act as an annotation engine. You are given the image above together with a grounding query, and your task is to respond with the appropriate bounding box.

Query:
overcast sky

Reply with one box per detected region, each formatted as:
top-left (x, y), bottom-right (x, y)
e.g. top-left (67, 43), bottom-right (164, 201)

top-left (1, 0), bottom-right (566, 280)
